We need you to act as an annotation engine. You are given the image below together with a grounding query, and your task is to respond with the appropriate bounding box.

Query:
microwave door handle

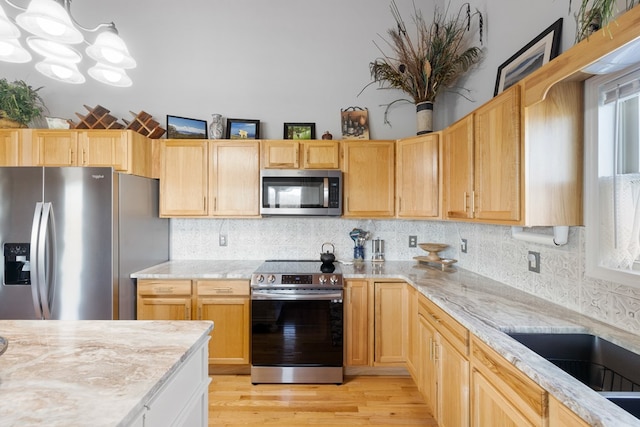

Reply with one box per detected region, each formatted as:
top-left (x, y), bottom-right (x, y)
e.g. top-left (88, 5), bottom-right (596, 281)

top-left (323, 177), bottom-right (329, 208)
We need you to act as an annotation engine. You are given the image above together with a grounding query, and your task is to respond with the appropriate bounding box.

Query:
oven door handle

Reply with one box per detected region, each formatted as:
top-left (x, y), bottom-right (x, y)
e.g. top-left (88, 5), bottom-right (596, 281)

top-left (251, 291), bottom-right (343, 301)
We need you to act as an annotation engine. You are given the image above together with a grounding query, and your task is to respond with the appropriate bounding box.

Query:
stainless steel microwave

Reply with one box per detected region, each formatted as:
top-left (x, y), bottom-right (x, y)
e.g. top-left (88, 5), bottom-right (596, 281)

top-left (260, 169), bottom-right (342, 216)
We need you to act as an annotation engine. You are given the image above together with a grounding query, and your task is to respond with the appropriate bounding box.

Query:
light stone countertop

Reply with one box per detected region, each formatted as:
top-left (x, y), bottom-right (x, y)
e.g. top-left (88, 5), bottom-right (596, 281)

top-left (132, 259), bottom-right (640, 426)
top-left (0, 320), bottom-right (213, 427)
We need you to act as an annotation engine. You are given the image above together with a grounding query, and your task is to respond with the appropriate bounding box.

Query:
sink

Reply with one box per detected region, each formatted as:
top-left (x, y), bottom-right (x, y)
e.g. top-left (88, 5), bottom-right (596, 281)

top-left (508, 333), bottom-right (640, 419)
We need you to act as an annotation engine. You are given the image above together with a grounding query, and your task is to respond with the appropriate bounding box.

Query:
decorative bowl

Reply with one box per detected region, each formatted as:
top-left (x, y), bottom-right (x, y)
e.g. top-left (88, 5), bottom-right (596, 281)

top-left (418, 243), bottom-right (449, 261)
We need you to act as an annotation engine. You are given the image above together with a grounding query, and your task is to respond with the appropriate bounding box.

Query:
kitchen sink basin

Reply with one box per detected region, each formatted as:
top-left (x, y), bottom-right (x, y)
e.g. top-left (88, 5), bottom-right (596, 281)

top-left (508, 333), bottom-right (640, 419)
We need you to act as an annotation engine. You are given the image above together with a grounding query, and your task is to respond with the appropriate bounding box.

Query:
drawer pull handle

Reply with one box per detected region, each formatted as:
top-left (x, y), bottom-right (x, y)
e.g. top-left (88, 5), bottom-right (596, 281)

top-left (214, 288), bottom-right (234, 293)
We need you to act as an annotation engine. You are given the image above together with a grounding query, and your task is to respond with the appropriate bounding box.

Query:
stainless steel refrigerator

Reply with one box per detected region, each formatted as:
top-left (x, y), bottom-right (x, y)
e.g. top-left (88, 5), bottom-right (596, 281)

top-left (0, 167), bottom-right (169, 320)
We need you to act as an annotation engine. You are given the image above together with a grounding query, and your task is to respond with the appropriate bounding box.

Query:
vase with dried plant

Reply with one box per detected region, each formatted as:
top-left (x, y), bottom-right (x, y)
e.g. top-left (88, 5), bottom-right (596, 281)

top-left (571, 0), bottom-right (639, 42)
top-left (0, 79), bottom-right (45, 128)
top-left (361, 1), bottom-right (483, 134)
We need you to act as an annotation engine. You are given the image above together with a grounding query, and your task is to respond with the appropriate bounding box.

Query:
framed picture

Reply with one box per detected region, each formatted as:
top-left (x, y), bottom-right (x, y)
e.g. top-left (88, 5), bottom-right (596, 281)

top-left (283, 122), bottom-right (316, 140)
top-left (340, 106), bottom-right (369, 140)
top-left (494, 18), bottom-right (563, 96)
top-left (166, 115), bottom-right (208, 139)
top-left (225, 118), bottom-right (260, 139)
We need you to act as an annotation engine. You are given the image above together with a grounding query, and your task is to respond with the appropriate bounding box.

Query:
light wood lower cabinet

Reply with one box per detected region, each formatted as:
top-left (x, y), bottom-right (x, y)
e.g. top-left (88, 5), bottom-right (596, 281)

top-left (405, 285), bottom-right (419, 379)
top-left (344, 279), bottom-right (370, 367)
top-left (137, 279), bottom-right (250, 366)
top-left (374, 282), bottom-right (407, 366)
top-left (418, 293), bottom-right (470, 427)
top-left (195, 280), bottom-right (250, 365)
top-left (548, 395), bottom-right (590, 427)
top-left (470, 335), bottom-right (547, 427)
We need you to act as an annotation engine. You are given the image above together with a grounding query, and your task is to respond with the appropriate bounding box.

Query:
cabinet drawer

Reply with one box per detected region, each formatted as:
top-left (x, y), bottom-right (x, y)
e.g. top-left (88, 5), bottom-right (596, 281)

top-left (137, 280), bottom-right (192, 296)
top-left (196, 280), bottom-right (249, 296)
top-left (418, 294), bottom-right (468, 355)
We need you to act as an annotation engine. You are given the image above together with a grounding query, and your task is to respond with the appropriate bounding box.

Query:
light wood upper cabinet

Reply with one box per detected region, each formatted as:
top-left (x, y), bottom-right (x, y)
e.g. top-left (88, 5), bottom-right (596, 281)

top-left (136, 280), bottom-right (193, 321)
top-left (443, 86), bottom-right (521, 224)
top-left (342, 140), bottom-right (395, 217)
top-left (374, 282), bottom-right (408, 366)
top-left (160, 139), bottom-right (209, 217)
top-left (344, 279), bottom-right (370, 367)
top-left (261, 140), bottom-right (340, 169)
top-left (261, 140), bottom-right (299, 168)
top-left (0, 129), bottom-right (23, 166)
top-left (396, 133), bottom-right (440, 218)
top-left (77, 130), bottom-right (155, 177)
top-left (210, 141), bottom-right (260, 216)
top-left (302, 140), bottom-right (340, 169)
top-left (470, 335), bottom-right (547, 427)
top-left (32, 129), bottom-right (78, 166)
top-left (474, 85), bottom-right (521, 222)
top-left (196, 280), bottom-right (250, 365)
top-left (443, 114), bottom-right (474, 219)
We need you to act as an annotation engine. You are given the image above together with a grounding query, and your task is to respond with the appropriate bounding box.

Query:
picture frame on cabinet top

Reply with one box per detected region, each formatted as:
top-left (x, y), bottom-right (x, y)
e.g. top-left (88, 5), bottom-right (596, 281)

top-left (283, 122), bottom-right (316, 140)
top-left (494, 18), bottom-right (563, 96)
top-left (225, 118), bottom-right (260, 139)
top-left (166, 115), bottom-right (208, 139)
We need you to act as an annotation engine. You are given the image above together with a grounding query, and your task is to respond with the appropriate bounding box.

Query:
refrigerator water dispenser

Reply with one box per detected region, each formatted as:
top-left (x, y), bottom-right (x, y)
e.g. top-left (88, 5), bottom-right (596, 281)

top-left (3, 243), bottom-right (30, 285)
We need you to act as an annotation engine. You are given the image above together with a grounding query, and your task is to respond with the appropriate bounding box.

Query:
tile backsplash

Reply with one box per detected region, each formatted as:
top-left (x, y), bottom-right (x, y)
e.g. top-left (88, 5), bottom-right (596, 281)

top-left (171, 218), bottom-right (640, 335)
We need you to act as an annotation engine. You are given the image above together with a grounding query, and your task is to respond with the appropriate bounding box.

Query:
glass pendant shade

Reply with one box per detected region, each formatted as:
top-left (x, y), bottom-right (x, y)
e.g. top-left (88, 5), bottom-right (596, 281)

top-left (0, 5), bottom-right (20, 38)
top-left (88, 62), bottom-right (132, 87)
top-left (27, 36), bottom-right (81, 62)
top-left (86, 30), bottom-right (136, 68)
top-left (35, 58), bottom-right (85, 83)
top-left (16, 0), bottom-right (83, 44)
top-left (0, 38), bottom-right (32, 63)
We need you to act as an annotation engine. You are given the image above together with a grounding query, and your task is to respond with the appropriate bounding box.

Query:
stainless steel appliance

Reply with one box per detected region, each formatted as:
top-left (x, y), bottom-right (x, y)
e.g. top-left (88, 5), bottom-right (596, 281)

top-left (250, 260), bottom-right (344, 384)
top-left (0, 167), bottom-right (169, 320)
top-left (260, 169), bottom-right (342, 216)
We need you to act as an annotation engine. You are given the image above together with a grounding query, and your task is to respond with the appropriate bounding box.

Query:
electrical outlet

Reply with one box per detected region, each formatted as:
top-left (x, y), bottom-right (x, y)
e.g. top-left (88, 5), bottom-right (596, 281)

top-left (460, 238), bottom-right (468, 253)
top-left (219, 234), bottom-right (227, 246)
top-left (409, 235), bottom-right (417, 248)
top-left (528, 251), bottom-right (540, 273)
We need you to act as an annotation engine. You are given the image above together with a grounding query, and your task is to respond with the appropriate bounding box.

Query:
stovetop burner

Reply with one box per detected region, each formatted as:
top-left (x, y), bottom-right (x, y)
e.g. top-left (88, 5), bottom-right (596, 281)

top-left (251, 260), bottom-right (343, 289)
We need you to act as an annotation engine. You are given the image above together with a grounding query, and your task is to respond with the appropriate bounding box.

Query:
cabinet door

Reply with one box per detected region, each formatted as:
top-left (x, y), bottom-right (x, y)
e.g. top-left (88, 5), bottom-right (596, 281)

top-left (210, 141), bottom-right (259, 216)
top-left (419, 313), bottom-right (438, 416)
top-left (397, 134), bottom-right (439, 218)
top-left (160, 140), bottom-right (209, 217)
top-left (33, 130), bottom-right (78, 166)
top-left (78, 130), bottom-right (128, 171)
top-left (374, 282), bottom-right (407, 365)
top-left (262, 140), bottom-right (299, 168)
top-left (343, 140), bottom-right (395, 217)
top-left (198, 297), bottom-right (250, 364)
top-left (302, 140), bottom-right (340, 169)
top-left (443, 115), bottom-right (474, 219)
top-left (0, 129), bottom-right (21, 166)
top-left (548, 395), bottom-right (590, 427)
top-left (474, 85), bottom-right (521, 222)
top-left (439, 335), bottom-right (470, 427)
top-left (345, 280), bottom-right (370, 366)
top-left (406, 285), bottom-right (420, 380)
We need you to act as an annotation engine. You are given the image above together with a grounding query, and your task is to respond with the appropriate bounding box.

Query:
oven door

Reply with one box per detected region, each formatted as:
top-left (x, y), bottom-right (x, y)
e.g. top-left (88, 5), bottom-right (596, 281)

top-left (251, 290), bottom-right (343, 367)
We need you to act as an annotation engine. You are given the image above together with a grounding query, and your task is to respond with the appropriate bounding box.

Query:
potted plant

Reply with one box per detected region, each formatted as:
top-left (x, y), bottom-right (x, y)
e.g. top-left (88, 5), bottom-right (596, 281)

top-left (572, 0), bottom-right (639, 42)
top-left (0, 78), bottom-right (46, 128)
top-left (361, 1), bottom-right (483, 134)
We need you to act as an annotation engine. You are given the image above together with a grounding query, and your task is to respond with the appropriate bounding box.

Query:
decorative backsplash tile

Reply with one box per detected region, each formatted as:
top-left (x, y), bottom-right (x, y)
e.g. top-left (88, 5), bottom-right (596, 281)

top-left (171, 218), bottom-right (640, 335)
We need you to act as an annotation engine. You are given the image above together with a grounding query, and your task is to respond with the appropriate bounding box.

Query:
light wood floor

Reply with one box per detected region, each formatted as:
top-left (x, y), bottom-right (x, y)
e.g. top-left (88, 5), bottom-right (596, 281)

top-left (208, 375), bottom-right (436, 426)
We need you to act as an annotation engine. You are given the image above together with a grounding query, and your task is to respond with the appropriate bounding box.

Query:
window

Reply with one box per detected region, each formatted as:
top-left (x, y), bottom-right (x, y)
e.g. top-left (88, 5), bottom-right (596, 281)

top-left (585, 67), bottom-right (640, 287)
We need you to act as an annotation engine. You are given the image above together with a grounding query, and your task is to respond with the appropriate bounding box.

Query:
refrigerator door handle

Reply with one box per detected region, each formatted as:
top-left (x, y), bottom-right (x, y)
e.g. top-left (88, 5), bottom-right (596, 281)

top-left (38, 202), bottom-right (56, 320)
top-left (29, 202), bottom-right (44, 319)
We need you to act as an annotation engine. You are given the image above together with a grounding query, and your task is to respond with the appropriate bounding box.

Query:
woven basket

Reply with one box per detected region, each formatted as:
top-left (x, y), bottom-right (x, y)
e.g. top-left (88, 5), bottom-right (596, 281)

top-left (0, 114), bottom-right (25, 129)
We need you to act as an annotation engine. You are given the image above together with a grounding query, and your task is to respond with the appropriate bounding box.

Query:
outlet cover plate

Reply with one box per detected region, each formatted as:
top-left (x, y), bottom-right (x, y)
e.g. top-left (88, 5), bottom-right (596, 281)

top-left (219, 234), bottom-right (227, 246)
top-left (461, 239), bottom-right (468, 253)
top-left (528, 251), bottom-right (540, 273)
top-left (409, 235), bottom-right (417, 248)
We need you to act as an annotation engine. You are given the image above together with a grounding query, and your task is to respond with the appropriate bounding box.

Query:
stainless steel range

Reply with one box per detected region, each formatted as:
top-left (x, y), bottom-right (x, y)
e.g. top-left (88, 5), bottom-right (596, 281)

top-left (250, 260), bottom-right (344, 384)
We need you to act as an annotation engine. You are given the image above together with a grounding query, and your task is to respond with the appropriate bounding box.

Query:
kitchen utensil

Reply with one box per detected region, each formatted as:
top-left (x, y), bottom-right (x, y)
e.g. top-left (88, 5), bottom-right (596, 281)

top-left (321, 242), bottom-right (336, 263)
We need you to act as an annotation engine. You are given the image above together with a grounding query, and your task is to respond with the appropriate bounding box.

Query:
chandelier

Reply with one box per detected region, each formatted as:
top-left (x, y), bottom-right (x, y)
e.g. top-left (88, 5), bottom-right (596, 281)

top-left (0, 0), bottom-right (135, 87)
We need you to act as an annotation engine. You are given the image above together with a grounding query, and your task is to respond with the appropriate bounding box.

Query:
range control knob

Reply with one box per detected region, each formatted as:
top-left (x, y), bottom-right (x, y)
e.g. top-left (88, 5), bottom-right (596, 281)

top-left (319, 275), bottom-right (327, 285)
top-left (330, 275), bottom-right (339, 285)
top-left (267, 274), bottom-right (276, 284)
top-left (255, 274), bottom-right (264, 283)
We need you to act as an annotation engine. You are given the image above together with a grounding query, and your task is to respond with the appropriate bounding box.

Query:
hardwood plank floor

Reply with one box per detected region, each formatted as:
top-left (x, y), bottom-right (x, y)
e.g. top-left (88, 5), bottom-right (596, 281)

top-left (209, 375), bottom-right (436, 426)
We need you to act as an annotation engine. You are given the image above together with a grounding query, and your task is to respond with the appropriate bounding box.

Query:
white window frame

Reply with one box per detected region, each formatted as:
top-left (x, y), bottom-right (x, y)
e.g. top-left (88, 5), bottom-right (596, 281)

top-left (585, 66), bottom-right (640, 288)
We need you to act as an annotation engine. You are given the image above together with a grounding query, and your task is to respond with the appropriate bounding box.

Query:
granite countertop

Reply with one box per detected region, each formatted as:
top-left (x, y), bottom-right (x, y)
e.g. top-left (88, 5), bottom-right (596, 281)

top-left (131, 259), bottom-right (640, 426)
top-left (0, 320), bottom-right (213, 426)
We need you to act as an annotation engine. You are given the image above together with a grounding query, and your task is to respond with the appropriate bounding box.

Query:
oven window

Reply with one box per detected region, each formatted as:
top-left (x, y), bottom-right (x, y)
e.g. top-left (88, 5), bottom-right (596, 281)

top-left (251, 299), bottom-right (343, 367)
top-left (263, 177), bottom-right (324, 208)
